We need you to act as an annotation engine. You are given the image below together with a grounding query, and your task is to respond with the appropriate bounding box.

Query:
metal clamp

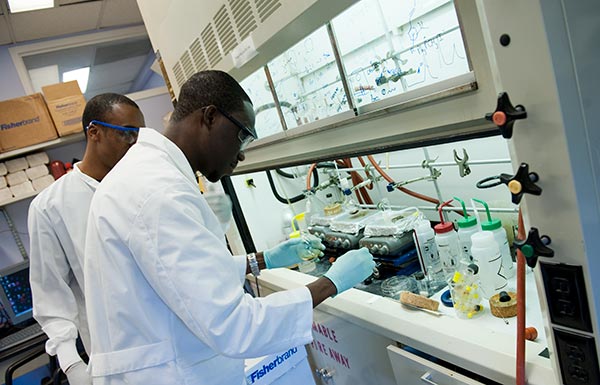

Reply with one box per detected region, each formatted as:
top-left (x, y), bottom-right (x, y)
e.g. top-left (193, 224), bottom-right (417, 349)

top-left (421, 156), bottom-right (439, 169)
top-left (453, 148), bottom-right (471, 177)
top-left (386, 169), bottom-right (441, 191)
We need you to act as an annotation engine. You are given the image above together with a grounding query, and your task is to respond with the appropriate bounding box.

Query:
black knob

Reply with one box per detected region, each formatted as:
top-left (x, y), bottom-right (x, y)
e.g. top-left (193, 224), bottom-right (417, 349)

top-left (485, 92), bottom-right (527, 139)
top-left (501, 163), bottom-right (542, 204)
top-left (476, 163), bottom-right (541, 204)
top-left (514, 227), bottom-right (554, 268)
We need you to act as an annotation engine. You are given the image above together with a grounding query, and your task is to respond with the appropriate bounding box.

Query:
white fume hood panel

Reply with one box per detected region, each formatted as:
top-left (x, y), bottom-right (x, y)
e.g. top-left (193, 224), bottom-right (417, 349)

top-left (137, 0), bottom-right (358, 96)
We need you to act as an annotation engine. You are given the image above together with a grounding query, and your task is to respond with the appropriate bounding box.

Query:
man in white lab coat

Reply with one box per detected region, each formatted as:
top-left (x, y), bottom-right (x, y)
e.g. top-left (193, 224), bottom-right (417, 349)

top-left (83, 70), bottom-right (375, 385)
top-left (28, 93), bottom-right (146, 385)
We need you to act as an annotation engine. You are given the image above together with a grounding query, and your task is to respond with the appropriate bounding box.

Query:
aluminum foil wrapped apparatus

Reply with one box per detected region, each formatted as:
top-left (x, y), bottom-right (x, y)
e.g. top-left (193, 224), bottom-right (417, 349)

top-left (310, 210), bottom-right (345, 226)
top-left (364, 207), bottom-right (424, 237)
top-left (329, 209), bottom-right (379, 235)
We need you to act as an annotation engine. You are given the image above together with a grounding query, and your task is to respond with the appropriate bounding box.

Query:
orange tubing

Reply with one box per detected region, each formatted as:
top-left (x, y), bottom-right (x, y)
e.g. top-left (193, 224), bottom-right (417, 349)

top-left (306, 163), bottom-right (318, 191)
top-left (516, 209), bottom-right (526, 385)
top-left (344, 158), bottom-right (373, 204)
top-left (367, 155), bottom-right (440, 205)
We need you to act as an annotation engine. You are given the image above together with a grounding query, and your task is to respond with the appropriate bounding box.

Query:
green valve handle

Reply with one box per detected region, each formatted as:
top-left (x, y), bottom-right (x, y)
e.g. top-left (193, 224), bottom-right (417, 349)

top-left (513, 228), bottom-right (554, 268)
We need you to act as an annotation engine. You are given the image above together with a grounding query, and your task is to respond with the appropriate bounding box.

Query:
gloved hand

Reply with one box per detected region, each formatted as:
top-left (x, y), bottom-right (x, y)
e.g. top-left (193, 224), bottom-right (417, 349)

top-left (324, 248), bottom-right (375, 295)
top-left (264, 236), bottom-right (326, 268)
top-left (65, 360), bottom-right (92, 385)
top-left (204, 191), bottom-right (233, 231)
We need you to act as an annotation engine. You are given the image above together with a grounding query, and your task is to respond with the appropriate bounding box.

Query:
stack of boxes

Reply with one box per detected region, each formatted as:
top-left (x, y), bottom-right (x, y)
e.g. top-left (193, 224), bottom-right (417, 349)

top-left (0, 80), bottom-right (86, 205)
top-left (0, 152), bottom-right (55, 204)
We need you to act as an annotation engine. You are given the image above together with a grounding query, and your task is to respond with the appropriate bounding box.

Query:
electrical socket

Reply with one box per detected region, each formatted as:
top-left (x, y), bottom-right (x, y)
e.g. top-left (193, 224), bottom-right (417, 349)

top-left (540, 263), bottom-right (593, 332)
top-left (553, 328), bottom-right (600, 385)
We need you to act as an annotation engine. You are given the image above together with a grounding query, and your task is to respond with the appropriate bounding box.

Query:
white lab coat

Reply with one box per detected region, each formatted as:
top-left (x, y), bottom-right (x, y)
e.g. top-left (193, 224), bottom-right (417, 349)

top-left (28, 163), bottom-right (96, 370)
top-left (84, 129), bottom-right (313, 385)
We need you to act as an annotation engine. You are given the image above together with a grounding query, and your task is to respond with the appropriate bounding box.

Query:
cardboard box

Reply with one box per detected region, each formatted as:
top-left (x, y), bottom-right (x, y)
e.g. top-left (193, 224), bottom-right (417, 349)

top-left (0, 187), bottom-right (12, 204)
top-left (25, 164), bottom-right (49, 180)
top-left (26, 152), bottom-right (50, 167)
top-left (5, 157), bottom-right (28, 173)
top-left (6, 170), bottom-right (27, 186)
top-left (9, 180), bottom-right (34, 197)
top-left (32, 174), bottom-right (55, 192)
top-left (0, 94), bottom-right (57, 153)
top-left (42, 81), bottom-right (86, 136)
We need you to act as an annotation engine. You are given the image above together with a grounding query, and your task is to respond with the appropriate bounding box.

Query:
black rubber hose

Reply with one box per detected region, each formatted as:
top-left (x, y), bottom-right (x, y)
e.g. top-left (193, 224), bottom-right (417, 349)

top-left (275, 168), bottom-right (295, 179)
top-left (266, 168), bottom-right (319, 204)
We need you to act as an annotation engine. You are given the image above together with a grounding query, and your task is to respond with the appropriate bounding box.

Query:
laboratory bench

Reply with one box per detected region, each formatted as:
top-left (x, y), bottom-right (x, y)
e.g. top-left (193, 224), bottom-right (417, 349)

top-left (254, 266), bottom-right (555, 385)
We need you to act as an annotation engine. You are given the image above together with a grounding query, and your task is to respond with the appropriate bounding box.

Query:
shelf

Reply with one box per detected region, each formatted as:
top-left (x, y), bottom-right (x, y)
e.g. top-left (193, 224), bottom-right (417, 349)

top-left (0, 190), bottom-right (39, 207)
top-left (0, 132), bottom-right (85, 161)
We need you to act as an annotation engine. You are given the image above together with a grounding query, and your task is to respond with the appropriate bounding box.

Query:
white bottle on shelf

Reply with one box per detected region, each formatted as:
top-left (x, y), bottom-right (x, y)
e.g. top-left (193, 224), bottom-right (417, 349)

top-left (433, 200), bottom-right (461, 281)
top-left (471, 231), bottom-right (507, 298)
top-left (414, 220), bottom-right (444, 282)
top-left (474, 198), bottom-right (515, 279)
top-left (454, 197), bottom-right (480, 263)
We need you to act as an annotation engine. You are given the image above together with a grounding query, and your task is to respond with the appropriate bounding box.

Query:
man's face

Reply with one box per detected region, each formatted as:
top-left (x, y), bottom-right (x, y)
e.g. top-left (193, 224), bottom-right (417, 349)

top-left (96, 104), bottom-right (146, 170)
top-left (204, 101), bottom-right (255, 182)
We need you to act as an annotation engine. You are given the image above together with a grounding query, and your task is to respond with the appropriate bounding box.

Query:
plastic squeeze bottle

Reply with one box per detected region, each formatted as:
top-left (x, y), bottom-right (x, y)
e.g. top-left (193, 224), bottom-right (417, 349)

top-left (473, 198), bottom-right (515, 279)
top-left (414, 220), bottom-right (445, 283)
top-left (470, 231), bottom-right (507, 298)
top-left (433, 200), bottom-right (461, 280)
top-left (454, 197), bottom-right (479, 263)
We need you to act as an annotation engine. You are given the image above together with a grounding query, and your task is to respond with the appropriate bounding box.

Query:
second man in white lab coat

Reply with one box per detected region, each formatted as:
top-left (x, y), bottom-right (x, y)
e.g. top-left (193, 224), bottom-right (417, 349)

top-left (29, 93), bottom-right (145, 385)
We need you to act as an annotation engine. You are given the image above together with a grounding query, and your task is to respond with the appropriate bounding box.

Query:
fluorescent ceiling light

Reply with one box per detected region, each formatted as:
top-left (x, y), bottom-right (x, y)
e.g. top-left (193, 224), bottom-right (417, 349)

top-left (8, 0), bottom-right (54, 13)
top-left (62, 67), bottom-right (90, 93)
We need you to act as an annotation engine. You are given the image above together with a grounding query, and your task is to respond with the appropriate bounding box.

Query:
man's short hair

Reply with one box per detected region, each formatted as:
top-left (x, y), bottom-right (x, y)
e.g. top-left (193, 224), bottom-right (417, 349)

top-left (82, 93), bottom-right (141, 132)
top-left (170, 70), bottom-right (252, 123)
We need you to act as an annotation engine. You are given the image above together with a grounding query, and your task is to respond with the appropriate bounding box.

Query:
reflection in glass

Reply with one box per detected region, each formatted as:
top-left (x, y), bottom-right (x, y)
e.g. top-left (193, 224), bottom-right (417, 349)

top-left (240, 68), bottom-right (284, 138)
top-left (268, 26), bottom-right (349, 129)
top-left (332, 0), bottom-right (469, 107)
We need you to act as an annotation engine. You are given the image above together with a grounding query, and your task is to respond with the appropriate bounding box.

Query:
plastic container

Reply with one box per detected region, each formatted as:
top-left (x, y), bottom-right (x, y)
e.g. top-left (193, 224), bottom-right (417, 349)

top-left (49, 160), bottom-right (66, 180)
top-left (473, 199), bottom-right (515, 279)
top-left (449, 265), bottom-right (484, 319)
top-left (433, 200), bottom-right (460, 280)
top-left (414, 220), bottom-right (444, 283)
top-left (471, 231), bottom-right (507, 298)
top-left (454, 197), bottom-right (479, 263)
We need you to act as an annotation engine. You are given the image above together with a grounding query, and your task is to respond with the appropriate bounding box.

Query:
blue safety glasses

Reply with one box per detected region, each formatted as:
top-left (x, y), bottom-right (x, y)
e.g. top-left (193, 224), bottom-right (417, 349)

top-left (86, 120), bottom-right (140, 145)
top-left (215, 107), bottom-right (257, 151)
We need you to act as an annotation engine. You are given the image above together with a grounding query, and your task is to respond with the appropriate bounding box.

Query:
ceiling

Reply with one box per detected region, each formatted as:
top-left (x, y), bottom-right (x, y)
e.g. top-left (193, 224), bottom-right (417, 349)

top-left (0, 0), bottom-right (163, 98)
top-left (0, 0), bottom-right (144, 44)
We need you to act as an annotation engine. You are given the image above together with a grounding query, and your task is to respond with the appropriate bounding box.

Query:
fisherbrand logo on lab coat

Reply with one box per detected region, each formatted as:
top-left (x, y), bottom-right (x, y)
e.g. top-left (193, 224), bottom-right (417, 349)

top-left (0, 116), bottom-right (40, 131)
top-left (247, 347), bottom-right (298, 383)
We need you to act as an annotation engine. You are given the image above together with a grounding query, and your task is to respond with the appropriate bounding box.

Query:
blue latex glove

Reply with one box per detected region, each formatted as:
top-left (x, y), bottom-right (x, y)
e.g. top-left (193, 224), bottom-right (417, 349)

top-left (264, 236), bottom-right (326, 269)
top-left (323, 247), bottom-right (375, 295)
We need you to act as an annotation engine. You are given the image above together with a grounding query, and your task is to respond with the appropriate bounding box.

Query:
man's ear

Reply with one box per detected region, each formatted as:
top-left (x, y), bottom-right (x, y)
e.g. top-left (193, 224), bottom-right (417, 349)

top-left (86, 124), bottom-right (102, 142)
top-left (201, 105), bottom-right (217, 130)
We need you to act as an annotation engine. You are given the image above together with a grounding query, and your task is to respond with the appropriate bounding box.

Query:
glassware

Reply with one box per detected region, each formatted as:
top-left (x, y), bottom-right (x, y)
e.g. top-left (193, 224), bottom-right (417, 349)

top-left (381, 275), bottom-right (418, 300)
